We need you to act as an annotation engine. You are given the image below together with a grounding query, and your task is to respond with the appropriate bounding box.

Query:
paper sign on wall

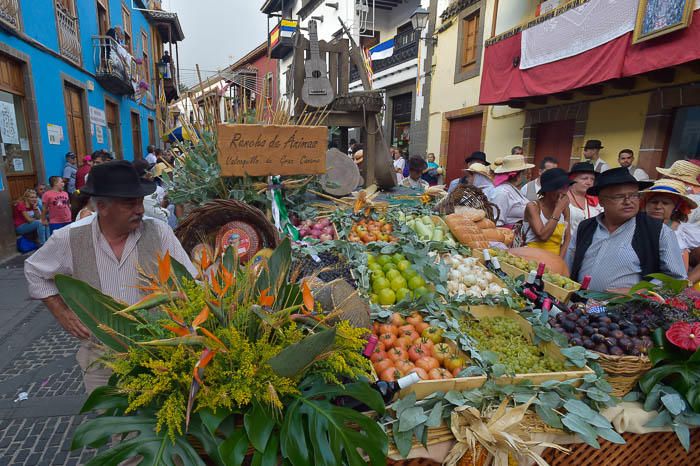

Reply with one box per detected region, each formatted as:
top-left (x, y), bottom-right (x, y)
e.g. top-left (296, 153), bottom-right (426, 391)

top-left (0, 101), bottom-right (19, 145)
top-left (216, 124), bottom-right (328, 177)
top-left (47, 124), bottom-right (63, 145)
top-left (89, 106), bottom-right (107, 127)
top-left (96, 126), bottom-right (104, 144)
top-left (19, 138), bottom-right (29, 151)
top-left (12, 158), bottom-right (24, 172)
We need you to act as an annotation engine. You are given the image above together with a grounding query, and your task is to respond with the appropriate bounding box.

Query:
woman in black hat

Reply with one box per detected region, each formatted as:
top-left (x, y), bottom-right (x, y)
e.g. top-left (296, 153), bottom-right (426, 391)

top-left (567, 162), bottom-right (604, 233)
top-left (523, 168), bottom-right (572, 257)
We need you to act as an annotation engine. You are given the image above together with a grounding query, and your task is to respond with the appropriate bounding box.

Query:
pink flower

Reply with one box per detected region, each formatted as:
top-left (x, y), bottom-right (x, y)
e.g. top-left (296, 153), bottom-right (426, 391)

top-left (666, 322), bottom-right (700, 352)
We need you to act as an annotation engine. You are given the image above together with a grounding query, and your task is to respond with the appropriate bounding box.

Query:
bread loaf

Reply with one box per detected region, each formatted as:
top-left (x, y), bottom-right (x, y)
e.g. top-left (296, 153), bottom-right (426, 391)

top-left (454, 206), bottom-right (486, 222)
top-left (445, 214), bottom-right (483, 245)
top-left (498, 228), bottom-right (514, 246)
top-left (482, 228), bottom-right (504, 242)
top-left (475, 218), bottom-right (496, 230)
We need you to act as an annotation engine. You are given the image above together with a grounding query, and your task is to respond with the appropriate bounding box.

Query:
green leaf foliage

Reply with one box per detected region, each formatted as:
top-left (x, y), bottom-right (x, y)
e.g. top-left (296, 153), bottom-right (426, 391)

top-left (267, 328), bottom-right (337, 378)
top-left (55, 274), bottom-right (139, 352)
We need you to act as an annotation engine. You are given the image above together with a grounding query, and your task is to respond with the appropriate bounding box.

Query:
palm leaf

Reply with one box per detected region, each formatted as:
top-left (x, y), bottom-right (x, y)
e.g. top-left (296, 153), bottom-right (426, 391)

top-left (256, 238), bottom-right (292, 300)
top-left (267, 328), bottom-right (336, 378)
top-left (71, 416), bottom-right (205, 466)
top-left (55, 275), bottom-right (141, 352)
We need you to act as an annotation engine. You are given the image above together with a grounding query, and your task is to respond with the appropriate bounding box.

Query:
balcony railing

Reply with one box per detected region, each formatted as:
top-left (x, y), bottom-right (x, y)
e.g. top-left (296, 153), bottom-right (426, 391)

top-left (93, 36), bottom-right (140, 95)
top-left (0, 0), bottom-right (20, 30)
top-left (162, 61), bottom-right (180, 101)
top-left (56, 3), bottom-right (81, 65)
top-left (350, 27), bottom-right (419, 83)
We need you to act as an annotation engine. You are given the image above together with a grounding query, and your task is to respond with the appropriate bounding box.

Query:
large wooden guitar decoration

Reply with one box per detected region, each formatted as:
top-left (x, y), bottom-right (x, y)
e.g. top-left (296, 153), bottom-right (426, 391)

top-left (301, 20), bottom-right (335, 107)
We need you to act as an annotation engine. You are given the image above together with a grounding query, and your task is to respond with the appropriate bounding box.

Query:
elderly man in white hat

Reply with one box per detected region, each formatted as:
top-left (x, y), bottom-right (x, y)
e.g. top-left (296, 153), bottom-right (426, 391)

top-left (490, 154), bottom-right (535, 227)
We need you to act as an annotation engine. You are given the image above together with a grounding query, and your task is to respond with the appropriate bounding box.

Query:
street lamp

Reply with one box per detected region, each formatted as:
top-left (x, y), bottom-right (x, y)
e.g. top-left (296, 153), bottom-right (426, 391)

top-left (410, 7), bottom-right (429, 32)
top-left (157, 60), bottom-right (168, 77)
top-left (410, 7), bottom-right (437, 45)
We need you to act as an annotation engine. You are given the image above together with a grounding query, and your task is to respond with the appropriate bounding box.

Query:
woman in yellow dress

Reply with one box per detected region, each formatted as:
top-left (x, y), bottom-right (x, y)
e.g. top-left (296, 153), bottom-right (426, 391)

top-left (523, 168), bottom-right (572, 258)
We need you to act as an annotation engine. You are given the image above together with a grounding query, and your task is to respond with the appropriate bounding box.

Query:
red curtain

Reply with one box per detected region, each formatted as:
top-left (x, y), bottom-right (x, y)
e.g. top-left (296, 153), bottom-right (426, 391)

top-left (479, 9), bottom-right (700, 105)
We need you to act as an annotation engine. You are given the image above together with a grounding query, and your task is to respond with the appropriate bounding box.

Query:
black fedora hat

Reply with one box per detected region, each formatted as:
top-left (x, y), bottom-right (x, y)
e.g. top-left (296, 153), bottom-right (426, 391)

top-left (584, 139), bottom-right (603, 150)
top-left (569, 162), bottom-right (596, 176)
top-left (81, 160), bottom-right (156, 198)
top-left (538, 168), bottom-right (573, 194)
top-left (587, 167), bottom-right (653, 196)
top-left (465, 151), bottom-right (490, 166)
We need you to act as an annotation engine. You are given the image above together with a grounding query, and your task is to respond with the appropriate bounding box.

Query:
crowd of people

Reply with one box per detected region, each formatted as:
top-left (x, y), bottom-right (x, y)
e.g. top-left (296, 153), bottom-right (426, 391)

top-left (435, 140), bottom-right (700, 291)
top-left (12, 146), bottom-right (180, 252)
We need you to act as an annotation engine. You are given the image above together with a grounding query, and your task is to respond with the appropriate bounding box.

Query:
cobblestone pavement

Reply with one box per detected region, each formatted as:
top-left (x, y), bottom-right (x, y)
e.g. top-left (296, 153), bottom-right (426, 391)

top-left (0, 255), bottom-right (98, 465)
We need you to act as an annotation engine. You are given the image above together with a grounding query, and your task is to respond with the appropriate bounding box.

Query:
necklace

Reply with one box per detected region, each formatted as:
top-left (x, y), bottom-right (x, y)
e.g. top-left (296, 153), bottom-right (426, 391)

top-left (569, 191), bottom-right (591, 217)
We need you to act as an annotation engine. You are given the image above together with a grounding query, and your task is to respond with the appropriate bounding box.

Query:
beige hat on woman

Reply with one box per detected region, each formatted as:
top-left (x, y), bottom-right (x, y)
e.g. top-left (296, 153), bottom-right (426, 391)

top-left (493, 154), bottom-right (535, 174)
top-left (464, 162), bottom-right (493, 179)
top-left (641, 178), bottom-right (698, 209)
top-left (656, 160), bottom-right (700, 187)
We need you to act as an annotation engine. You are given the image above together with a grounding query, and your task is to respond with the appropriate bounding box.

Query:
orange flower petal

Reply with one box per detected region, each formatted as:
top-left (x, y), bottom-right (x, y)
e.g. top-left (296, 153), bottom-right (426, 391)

top-left (302, 280), bottom-right (314, 314)
top-left (192, 305), bottom-right (210, 328)
top-left (259, 287), bottom-right (275, 307)
top-left (200, 248), bottom-right (212, 271)
top-left (198, 327), bottom-right (228, 351)
top-left (163, 324), bottom-right (190, 337)
top-left (193, 349), bottom-right (216, 386)
top-left (158, 252), bottom-right (172, 284)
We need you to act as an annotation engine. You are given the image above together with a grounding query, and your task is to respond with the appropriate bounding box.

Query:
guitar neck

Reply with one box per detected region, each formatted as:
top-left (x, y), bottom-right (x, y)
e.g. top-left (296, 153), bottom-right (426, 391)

top-left (309, 21), bottom-right (321, 60)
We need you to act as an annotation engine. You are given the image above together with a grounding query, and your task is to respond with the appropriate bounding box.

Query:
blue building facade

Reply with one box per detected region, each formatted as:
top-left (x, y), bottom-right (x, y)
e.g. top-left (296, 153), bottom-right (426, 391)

top-left (0, 0), bottom-right (183, 257)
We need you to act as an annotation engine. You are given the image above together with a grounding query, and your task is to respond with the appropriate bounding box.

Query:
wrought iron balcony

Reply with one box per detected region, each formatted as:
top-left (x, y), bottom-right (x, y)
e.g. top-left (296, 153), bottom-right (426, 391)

top-left (93, 36), bottom-right (139, 95)
top-left (0, 0), bottom-right (20, 30)
top-left (56, 3), bottom-right (82, 65)
top-left (350, 27), bottom-right (419, 83)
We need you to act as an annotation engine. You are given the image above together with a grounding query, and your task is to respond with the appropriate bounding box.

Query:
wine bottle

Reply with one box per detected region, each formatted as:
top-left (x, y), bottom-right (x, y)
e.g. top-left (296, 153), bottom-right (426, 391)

top-left (334, 372), bottom-right (422, 411)
top-left (533, 263), bottom-right (546, 293)
top-left (523, 288), bottom-right (566, 316)
top-left (362, 335), bottom-right (378, 359)
top-left (483, 249), bottom-right (508, 279)
top-left (568, 275), bottom-right (592, 305)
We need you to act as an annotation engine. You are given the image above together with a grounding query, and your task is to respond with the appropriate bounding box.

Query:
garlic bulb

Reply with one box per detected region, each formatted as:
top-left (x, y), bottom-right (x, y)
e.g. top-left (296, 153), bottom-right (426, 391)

top-left (443, 252), bottom-right (510, 298)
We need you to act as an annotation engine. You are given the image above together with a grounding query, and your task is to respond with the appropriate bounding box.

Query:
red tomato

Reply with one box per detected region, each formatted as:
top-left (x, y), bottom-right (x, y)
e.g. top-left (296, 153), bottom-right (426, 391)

top-left (415, 356), bottom-right (440, 372)
top-left (373, 359), bottom-right (394, 374)
top-left (390, 312), bottom-right (406, 326)
top-left (395, 359), bottom-right (415, 373)
top-left (378, 324), bottom-right (398, 336)
top-left (400, 329), bottom-right (419, 342)
top-left (379, 333), bottom-right (397, 350)
top-left (398, 324), bottom-right (416, 335)
top-left (414, 321), bottom-right (431, 336)
top-left (413, 337), bottom-right (435, 354)
top-left (408, 367), bottom-right (429, 381)
top-left (406, 312), bottom-right (424, 326)
top-left (428, 368), bottom-right (452, 380)
top-left (408, 344), bottom-right (429, 362)
top-left (412, 342), bottom-right (433, 357)
top-left (421, 326), bottom-right (444, 344)
top-left (372, 322), bottom-right (380, 335)
top-left (370, 349), bottom-right (387, 363)
top-left (380, 367), bottom-right (403, 382)
top-left (387, 347), bottom-right (408, 362)
top-left (452, 367), bottom-right (464, 378)
top-left (394, 337), bottom-right (413, 352)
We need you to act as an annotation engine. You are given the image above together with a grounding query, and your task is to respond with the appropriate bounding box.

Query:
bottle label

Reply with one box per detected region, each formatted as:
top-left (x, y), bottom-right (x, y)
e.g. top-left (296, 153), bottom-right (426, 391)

top-left (397, 372), bottom-right (422, 389)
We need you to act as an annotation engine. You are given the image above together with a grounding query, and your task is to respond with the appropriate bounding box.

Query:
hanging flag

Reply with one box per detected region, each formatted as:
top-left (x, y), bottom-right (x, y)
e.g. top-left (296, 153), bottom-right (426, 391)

top-left (369, 38), bottom-right (394, 60)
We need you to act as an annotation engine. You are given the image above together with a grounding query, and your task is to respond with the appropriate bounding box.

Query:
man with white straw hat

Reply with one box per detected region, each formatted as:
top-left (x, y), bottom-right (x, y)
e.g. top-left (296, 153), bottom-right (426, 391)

top-left (657, 160), bottom-right (700, 225)
top-left (490, 154), bottom-right (535, 228)
top-left (447, 162), bottom-right (493, 196)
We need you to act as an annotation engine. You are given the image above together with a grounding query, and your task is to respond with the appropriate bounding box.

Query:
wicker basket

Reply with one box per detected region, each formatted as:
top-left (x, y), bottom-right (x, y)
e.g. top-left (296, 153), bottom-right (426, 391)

top-left (594, 352), bottom-right (652, 397)
top-left (175, 199), bottom-right (279, 258)
top-left (541, 429), bottom-right (700, 466)
top-left (435, 184), bottom-right (500, 222)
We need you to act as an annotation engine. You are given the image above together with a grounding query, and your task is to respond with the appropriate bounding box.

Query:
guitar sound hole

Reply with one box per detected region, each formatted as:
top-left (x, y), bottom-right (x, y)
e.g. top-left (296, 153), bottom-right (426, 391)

top-left (312, 70), bottom-right (322, 78)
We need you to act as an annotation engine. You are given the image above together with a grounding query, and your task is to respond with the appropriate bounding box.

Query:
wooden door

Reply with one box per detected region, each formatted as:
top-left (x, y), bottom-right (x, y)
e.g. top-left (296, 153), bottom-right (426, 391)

top-left (64, 83), bottom-right (88, 162)
top-left (105, 99), bottom-right (122, 159)
top-left (534, 119), bottom-right (576, 170)
top-left (96, 0), bottom-right (109, 36)
top-left (130, 111), bottom-right (142, 160)
top-left (446, 114), bottom-right (483, 184)
top-left (147, 117), bottom-right (155, 146)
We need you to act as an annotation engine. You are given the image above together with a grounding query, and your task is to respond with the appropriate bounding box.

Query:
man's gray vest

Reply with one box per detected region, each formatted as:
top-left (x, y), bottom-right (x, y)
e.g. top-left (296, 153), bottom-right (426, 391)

top-left (69, 219), bottom-right (162, 295)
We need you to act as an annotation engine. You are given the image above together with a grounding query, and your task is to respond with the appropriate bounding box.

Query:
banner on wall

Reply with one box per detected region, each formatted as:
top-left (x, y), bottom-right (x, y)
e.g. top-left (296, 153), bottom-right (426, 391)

top-left (0, 100), bottom-right (19, 145)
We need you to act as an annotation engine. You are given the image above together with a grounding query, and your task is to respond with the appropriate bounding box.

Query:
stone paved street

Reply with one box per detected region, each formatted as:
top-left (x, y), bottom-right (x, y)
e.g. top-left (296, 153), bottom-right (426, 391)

top-left (0, 255), bottom-right (98, 465)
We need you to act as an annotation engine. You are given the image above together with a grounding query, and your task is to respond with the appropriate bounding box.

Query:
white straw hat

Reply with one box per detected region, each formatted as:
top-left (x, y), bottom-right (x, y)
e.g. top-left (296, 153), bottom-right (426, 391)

top-left (493, 154), bottom-right (535, 174)
top-left (656, 160), bottom-right (700, 187)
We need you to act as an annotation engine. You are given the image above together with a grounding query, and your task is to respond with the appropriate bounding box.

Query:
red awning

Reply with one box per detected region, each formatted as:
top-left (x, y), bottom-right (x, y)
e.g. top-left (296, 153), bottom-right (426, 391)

top-left (479, 9), bottom-right (700, 105)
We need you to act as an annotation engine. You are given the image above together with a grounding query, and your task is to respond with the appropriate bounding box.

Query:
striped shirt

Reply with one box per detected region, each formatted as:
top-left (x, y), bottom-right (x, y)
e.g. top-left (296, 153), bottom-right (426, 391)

top-left (25, 214), bottom-right (196, 306)
top-left (565, 215), bottom-right (687, 292)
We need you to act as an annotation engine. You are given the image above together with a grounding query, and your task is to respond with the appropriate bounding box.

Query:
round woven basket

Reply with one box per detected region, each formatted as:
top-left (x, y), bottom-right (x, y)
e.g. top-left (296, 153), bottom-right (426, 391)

top-left (435, 184), bottom-right (500, 222)
top-left (175, 199), bottom-right (279, 257)
top-left (594, 352), bottom-right (652, 397)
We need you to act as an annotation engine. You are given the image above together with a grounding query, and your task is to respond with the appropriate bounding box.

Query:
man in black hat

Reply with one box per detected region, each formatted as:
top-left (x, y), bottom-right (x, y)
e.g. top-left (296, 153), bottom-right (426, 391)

top-left (25, 160), bottom-right (196, 393)
top-left (582, 140), bottom-right (609, 173)
top-left (565, 167), bottom-right (686, 293)
top-left (465, 151), bottom-right (490, 168)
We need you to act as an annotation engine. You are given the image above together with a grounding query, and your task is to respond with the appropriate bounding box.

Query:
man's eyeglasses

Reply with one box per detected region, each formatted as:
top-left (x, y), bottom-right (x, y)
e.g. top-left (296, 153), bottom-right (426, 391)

top-left (601, 192), bottom-right (642, 203)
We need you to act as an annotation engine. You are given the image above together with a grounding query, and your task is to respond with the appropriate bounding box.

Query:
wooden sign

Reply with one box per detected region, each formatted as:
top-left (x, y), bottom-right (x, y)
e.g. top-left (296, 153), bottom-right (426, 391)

top-left (217, 124), bottom-right (327, 177)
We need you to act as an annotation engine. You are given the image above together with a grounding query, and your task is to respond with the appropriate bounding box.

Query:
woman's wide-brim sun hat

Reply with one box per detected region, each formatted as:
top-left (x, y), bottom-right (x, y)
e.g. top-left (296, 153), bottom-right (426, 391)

top-left (464, 162), bottom-right (493, 179)
top-left (493, 154), bottom-right (535, 174)
top-left (656, 160), bottom-right (700, 187)
top-left (641, 178), bottom-right (698, 209)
